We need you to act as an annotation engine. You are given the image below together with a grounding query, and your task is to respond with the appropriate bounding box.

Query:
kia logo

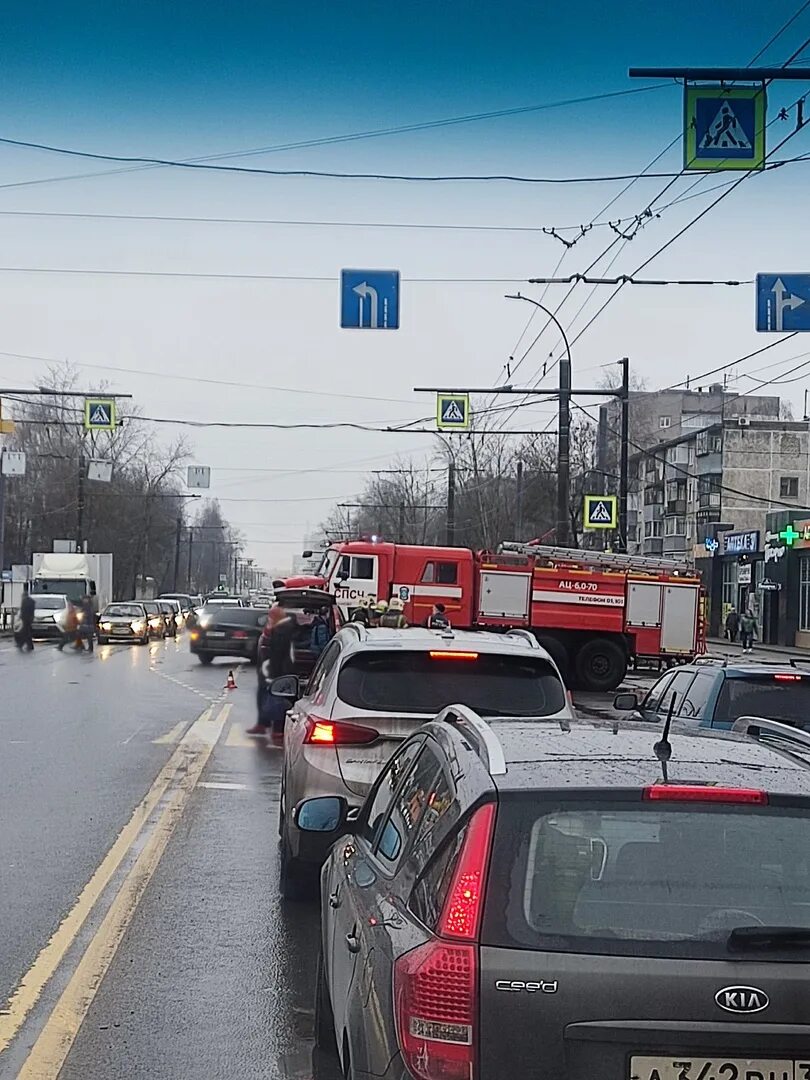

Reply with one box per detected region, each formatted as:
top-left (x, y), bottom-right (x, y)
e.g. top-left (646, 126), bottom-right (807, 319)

top-left (714, 985), bottom-right (770, 1014)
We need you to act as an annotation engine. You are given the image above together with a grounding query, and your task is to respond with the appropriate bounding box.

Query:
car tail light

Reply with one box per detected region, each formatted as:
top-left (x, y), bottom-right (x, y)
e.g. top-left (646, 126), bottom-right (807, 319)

top-left (303, 718), bottom-right (379, 745)
top-left (232, 630), bottom-right (248, 639)
top-left (429, 651), bottom-right (479, 661)
top-left (774, 673), bottom-right (802, 681)
top-left (644, 784), bottom-right (768, 804)
top-left (438, 802), bottom-right (496, 940)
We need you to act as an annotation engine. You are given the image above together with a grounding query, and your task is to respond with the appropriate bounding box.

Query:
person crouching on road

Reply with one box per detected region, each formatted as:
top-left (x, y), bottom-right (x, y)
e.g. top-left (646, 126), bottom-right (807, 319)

top-left (380, 597), bottom-right (408, 629)
top-left (426, 603), bottom-right (449, 630)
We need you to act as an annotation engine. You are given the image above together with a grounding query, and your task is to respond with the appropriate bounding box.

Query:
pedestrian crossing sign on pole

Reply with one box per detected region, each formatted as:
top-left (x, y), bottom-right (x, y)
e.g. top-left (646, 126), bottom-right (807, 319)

top-left (83, 398), bottom-right (117, 431)
top-left (684, 85), bottom-right (766, 171)
top-left (584, 494), bottom-right (618, 530)
top-left (436, 393), bottom-right (471, 431)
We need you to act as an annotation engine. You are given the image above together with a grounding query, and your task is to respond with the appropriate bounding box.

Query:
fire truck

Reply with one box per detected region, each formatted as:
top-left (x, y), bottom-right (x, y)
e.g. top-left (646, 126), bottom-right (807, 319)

top-left (295, 539), bottom-right (704, 692)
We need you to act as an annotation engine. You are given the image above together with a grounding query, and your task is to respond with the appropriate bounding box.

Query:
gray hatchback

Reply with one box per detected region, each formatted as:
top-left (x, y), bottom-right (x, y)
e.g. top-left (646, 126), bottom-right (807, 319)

top-left (299, 709), bottom-right (810, 1080)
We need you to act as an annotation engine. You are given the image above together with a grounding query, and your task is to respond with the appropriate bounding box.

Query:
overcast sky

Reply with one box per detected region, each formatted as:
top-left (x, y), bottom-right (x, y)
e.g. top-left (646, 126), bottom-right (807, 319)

top-left (1, 0), bottom-right (809, 571)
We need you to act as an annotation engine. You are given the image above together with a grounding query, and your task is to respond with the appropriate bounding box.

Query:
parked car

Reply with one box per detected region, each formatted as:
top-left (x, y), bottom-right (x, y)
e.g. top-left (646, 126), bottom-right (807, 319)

top-left (98, 602), bottom-right (151, 645)
top-left (300, 709), bottom-right (810, 1080)
top-left (273, 625), bottom-right (573, 897)
top-left (189, 604), bottom-right (268, 665)
top-left (614, 656), bottom-right (810, 729)
top-left (30, 593), bottom-right (71, 640)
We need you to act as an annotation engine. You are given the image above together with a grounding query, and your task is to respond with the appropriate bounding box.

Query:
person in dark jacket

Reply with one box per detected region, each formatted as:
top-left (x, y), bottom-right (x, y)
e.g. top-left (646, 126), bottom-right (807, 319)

top-left (426, 603), bottom-right (449, 630)
top-left (725, 606), bottom-right (739, 643)
top-left (77, 594), bottom-right (96, 653)
top-left (248, 608), bottom-right (296, 736)
top-left (15, 584), bottom-right (35, 651)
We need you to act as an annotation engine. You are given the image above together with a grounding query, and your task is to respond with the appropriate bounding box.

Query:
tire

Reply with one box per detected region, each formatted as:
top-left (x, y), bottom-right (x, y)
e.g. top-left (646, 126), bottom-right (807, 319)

top-left (279, 828), bottom-right (310, 901)
top-left (314, 945), bottom-right (337, 1050)
top-left (197, 653), bottom-right (214, 666)
top-left (574, 637), bottom-right (627, 692)
top-left (535, 635), bottom-right (570, 683)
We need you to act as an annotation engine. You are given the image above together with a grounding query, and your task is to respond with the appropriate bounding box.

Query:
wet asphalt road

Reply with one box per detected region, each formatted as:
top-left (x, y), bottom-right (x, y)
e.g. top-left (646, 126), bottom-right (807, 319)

top-left (0, 631), bottom-right (654, 1079)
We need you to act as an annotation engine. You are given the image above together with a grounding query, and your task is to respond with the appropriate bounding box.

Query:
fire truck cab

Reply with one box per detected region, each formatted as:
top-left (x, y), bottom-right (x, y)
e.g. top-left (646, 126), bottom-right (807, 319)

top-left (307, 540), bottom-right (703, 692)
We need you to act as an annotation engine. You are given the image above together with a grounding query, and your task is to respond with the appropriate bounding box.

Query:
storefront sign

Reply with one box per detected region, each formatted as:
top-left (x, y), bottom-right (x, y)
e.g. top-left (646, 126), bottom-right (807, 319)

top-left (723, 530), bottom-right (760, 555)
top-left (738, 563), bottom-right (752, 584)
top-left (764, 530), bottom-right (787, 564)
top-left (759, 579), bottom-right (781, 591)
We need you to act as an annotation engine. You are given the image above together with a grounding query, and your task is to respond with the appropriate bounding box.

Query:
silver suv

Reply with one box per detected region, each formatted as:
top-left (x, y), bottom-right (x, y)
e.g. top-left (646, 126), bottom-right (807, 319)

top-left (272, 625), bottom-right (573, 898)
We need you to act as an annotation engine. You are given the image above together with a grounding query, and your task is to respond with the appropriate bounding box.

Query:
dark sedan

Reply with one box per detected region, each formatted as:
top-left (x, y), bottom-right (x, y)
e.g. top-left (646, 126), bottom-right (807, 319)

top-left (189, 604), bottom-right (267, 665)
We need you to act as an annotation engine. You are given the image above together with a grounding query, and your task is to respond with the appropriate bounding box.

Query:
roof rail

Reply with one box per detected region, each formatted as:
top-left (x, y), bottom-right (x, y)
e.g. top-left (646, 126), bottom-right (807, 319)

top-left (504, 628), bottom-right (539, 648)
top-left (731, 715), bottom-right (810, 755)
top-left (341, 622), bottom-right (365, 640)
top-left (436, 704), bottom-right (507, 776)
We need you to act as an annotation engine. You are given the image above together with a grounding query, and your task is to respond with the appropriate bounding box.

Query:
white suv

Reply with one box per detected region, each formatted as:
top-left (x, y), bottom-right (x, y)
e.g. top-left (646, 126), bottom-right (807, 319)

top-left (272, 625), bottom-right (574, 898)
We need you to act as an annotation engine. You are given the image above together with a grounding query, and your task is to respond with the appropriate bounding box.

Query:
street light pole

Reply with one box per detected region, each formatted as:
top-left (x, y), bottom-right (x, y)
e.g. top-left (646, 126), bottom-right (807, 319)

top-left (506, 294), bottom-right (573, 547)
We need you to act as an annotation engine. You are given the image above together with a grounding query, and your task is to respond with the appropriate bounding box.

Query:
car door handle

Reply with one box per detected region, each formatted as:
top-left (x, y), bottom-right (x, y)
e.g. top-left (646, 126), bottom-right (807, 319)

top-left (329, 890), bottom-right (341, 909)
top-left (346, 931), bottom-right (360, 954)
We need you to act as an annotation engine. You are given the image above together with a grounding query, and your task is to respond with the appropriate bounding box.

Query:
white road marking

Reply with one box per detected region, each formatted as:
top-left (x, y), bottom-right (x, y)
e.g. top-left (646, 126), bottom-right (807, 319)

top-left (198, 781), bottom-right (248, 791)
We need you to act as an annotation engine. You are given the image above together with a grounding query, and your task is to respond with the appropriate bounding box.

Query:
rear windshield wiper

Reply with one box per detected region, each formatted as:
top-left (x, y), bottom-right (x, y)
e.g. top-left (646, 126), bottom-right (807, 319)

top-left (728, 925), bottom-right (810, 951)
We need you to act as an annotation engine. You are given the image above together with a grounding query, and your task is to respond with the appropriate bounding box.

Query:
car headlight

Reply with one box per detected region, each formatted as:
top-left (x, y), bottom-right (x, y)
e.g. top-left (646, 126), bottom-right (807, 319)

top-left (131, 620), bottom-right (146, 633)
top-left (199, 616), bottom-right (211, 629)
top-left (149, 617), bottom-right (161, 628)
top-left (101, 621), bottom-right (112, 631)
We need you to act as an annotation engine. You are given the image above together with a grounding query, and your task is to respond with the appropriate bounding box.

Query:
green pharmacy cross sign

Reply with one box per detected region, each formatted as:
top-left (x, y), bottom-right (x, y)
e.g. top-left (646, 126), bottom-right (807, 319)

top-left (780, 524), bottom-right (800, 546)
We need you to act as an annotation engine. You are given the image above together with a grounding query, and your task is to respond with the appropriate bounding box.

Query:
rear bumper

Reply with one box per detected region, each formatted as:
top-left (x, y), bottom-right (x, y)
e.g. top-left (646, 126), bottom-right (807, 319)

top-left (190, 639), bottom-right (257, 659)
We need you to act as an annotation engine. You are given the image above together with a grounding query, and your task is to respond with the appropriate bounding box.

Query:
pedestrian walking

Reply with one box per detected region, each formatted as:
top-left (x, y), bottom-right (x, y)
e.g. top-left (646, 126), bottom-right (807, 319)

top-left (740, 608), bottom-right (759, 653)
top-left (426, 603), bottom-right (449, 630)
top-left (14, 584), bottom-right (35, 652)
top-left (380, 597), bottom-right (408, 629)
top-left (77, 594), bottom-right (96, 653)
top-left (56, 599), bottom-right (79, 651)
top-left (725, 606), bottom-right (739, 643)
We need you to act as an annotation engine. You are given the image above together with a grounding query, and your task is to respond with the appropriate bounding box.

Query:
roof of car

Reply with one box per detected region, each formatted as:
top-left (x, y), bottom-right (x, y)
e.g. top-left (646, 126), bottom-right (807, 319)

top-left (430, 716), bottom-right (810, 797)
top-left (684, 657), bottom-right (810, 677)
top-left (335, 625), bottom-right (549, 658)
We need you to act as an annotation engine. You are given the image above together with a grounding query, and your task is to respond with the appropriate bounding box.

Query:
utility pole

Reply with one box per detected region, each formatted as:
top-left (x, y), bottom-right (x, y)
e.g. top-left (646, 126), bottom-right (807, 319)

top-left (398, 503), bottom-right (406, 543)
top-left (76, 456), bottom-right (86, 553)
top-left (446, 462), bottom-right (456, 547)
top-left (617, 357), bottom-right (630, 553)
top-left (187, 528), bottom-right (194, 592)
top-left (515, 459), bottom-right (524, 539)
top-left (173, 516), bottom-right (182, 591)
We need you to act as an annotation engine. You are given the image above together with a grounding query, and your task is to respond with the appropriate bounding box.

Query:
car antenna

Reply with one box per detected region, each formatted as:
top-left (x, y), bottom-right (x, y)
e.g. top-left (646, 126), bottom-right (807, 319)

top-left (653, 692), bottom-right (676, 783)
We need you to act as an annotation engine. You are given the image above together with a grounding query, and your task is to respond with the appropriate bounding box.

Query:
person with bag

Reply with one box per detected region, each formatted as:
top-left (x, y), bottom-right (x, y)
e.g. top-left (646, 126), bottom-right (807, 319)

top-left (14, 585), bottom-right (35, 652)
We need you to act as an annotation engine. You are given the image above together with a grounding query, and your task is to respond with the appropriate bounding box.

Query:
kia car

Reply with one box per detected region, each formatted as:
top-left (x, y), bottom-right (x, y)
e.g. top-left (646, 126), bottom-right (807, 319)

top-left (272, 625), bottom-right (573, 898)
top-left (297, 709), bottom-right (810, 1080)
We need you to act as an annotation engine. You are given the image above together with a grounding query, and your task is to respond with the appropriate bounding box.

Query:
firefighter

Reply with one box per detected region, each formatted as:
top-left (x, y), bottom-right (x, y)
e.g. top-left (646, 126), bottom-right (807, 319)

top-left (380, 597), bottom-right (408, 629)
top-left (351, 598), bottom-right (372, 626)
top-left (369, 600), bottom-right (388, 628)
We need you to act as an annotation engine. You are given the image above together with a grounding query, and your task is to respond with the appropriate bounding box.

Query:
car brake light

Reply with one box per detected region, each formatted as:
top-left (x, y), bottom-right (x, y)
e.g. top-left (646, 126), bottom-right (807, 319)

top-left (304, 719), bottom-right (379, 745)
top-left (644, 785), bottom-right (768, 804)
top-left (774, 673), bottom-right (801, 681)
top-left (429, 651), bottom-right (479, 661)
top-left (232, 630), bottom-right (248, 639)
top-left (394, 940), bottom-right (476, 1080)
top-left (438, 802), bottom-right (496, 940)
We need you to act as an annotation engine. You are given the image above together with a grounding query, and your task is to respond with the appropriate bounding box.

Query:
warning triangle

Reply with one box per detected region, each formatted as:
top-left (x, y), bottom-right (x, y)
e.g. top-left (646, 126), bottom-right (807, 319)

top-left (589, 500), bottom-right (612, 524)
top-left (699, 102), bottom-right (751, 150)
top-left (90, 405), bottom-right (110, 425)
top-left (442, 400), bottom-right (465, 423)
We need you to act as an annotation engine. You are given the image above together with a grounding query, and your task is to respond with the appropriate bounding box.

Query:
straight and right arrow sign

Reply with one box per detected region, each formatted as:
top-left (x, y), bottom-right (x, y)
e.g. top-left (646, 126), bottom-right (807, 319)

top-left (756, 274), bottom-right (810, 332)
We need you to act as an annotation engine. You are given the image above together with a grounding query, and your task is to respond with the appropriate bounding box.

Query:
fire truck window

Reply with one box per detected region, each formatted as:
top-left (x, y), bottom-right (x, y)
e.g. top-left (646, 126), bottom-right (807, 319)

top-left (436, 562), bottom-right (458, 584)
top-left (421, 562), bottom-right (436, 583)
top-left (338, 556), bottom-right (351, 579)
top-left (350, 557), bottom-right (374, 580)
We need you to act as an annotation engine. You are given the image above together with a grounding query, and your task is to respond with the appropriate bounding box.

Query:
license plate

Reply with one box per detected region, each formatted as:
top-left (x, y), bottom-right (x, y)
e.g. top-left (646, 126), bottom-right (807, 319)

top-left (113, 627), bottom-right (129, 634)
top-left (207, 631), bottom-right (226, 638)
top-left (631, 1057), bottom-right (810, 1080)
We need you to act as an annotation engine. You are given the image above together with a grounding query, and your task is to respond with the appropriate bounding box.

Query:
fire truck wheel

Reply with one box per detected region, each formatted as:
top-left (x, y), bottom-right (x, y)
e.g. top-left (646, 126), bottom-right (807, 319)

top-left (535, 636), bottom-right (570, 681)
top-left (575, 638), bottom-right (626, 692)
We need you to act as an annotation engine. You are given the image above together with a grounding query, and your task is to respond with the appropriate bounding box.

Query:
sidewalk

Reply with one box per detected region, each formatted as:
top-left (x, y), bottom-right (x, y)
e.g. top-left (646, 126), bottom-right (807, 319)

top-left (707, 636), bottom-right (810, 658)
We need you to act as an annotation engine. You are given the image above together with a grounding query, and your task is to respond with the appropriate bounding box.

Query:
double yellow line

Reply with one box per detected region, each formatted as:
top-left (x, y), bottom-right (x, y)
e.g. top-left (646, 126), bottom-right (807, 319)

top-left (0, 702), bottom-right (231, 1078)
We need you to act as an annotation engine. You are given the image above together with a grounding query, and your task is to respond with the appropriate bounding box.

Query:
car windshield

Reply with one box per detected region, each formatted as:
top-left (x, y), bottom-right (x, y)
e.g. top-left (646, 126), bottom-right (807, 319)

top-left (33, 596), bottom-right (66, 610)
top-left (483, 798), bottom-right (810, 961)
top-left (104, 604), bottom-right (144, 618)
top-left (715, 674), bottom-right (810, 725)
top-left (336, 651), bottom-right (565, 716)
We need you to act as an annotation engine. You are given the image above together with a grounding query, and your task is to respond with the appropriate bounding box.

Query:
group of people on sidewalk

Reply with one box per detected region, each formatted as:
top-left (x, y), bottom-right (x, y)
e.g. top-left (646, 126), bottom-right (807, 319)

top-left (14, 584), bottom-right (96, 653)
top-left (724, 605), bottom-right (759, 654)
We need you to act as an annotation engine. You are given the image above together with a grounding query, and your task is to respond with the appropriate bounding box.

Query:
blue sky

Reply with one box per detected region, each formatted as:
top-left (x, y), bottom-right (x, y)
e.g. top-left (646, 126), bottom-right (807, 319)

top-left (0, 1), bottom-right (808, 569)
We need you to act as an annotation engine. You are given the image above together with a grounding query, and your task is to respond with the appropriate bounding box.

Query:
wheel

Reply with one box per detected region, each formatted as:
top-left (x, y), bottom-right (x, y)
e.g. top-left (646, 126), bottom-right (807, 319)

top-left (279, 828), bottom-right (310, 901)
top-left (535, 635), bottom-right (570, 683)
top-left (314, 945), bottom-right (337, 1050)
top-left (574, 637), bottom-right (627, 692)
top-left (197, 653), bottom-right (214, 666)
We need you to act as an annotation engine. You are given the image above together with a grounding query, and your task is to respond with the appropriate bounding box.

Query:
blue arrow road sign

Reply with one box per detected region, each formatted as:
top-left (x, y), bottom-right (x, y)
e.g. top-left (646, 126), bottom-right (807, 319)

top-left (756, 274), bottom-right (810, 332)
top-left (340, 269), bottom-right (400, 329)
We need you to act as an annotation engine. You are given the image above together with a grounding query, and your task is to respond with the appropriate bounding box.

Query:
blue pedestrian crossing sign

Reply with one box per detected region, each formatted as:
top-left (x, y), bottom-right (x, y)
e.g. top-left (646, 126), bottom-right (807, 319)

top-left (756, 274), bottom-right (810, 332)
top-left (83, 398), bottom-right (116, 431)
top-left (684, 85), bottom-right (766, 171)
top-left (340, 269), bottom-right (400, 329)
top-left (584, 494), bottom-right (617, 530)
top-left (436, 393), bottom-right (471, 431)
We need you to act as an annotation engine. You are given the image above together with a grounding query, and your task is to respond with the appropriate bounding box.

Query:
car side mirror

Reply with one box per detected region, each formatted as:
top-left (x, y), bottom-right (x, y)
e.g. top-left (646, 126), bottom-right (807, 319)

top-left (302, 550), bottom-right (313, 559)
top-left (294, 796), bottom-right (351, 834)
top-left (613, 692), bottom-right (639, 712)
top-left (270, 674), bottom-right (301, 700)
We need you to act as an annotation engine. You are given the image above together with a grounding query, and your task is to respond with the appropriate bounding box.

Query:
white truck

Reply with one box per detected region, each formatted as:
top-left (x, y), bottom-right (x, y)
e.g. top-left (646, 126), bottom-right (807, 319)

top-left (31, 553), bottom-right (114, 613)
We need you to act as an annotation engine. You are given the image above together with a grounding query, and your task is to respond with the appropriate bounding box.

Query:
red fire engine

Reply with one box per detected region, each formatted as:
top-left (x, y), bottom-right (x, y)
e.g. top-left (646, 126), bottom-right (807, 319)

top-left (291, 540), bottom-right (704, 691)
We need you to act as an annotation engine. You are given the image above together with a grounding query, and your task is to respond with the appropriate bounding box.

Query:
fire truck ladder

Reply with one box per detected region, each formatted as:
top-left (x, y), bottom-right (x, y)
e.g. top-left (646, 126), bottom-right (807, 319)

top-left (499, 542), bottom-right (694, 575)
